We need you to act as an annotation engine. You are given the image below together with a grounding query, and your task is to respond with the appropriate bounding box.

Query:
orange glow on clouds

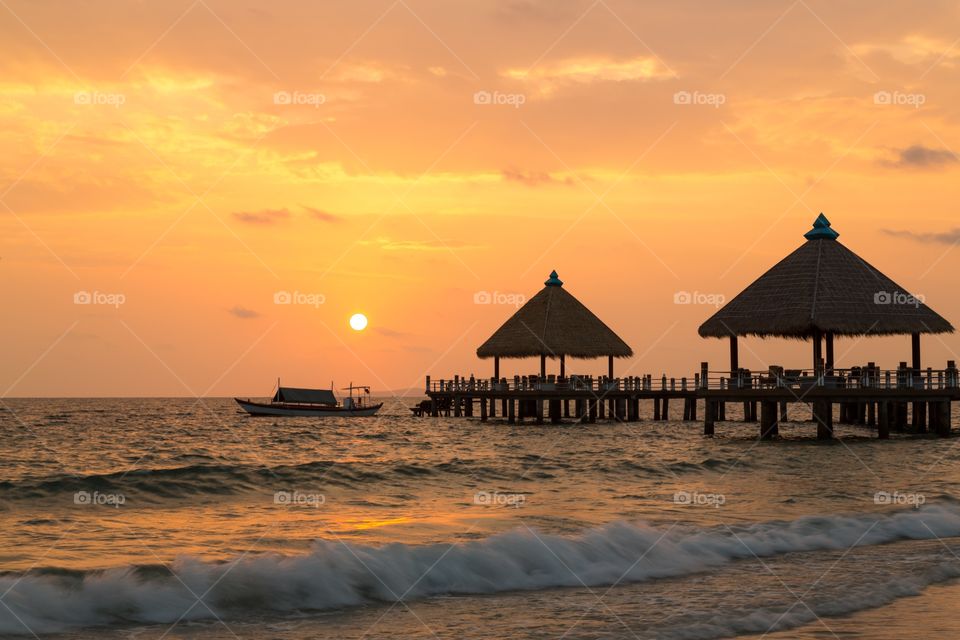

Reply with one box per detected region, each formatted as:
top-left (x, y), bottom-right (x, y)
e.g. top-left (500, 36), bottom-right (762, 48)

top-left (1, 1), bottom-right (959, 396)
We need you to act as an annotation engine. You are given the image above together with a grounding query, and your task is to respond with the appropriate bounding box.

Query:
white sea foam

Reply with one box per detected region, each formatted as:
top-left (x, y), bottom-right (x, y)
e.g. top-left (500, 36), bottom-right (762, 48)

top-left (4, 504), bottom-right (960, 635)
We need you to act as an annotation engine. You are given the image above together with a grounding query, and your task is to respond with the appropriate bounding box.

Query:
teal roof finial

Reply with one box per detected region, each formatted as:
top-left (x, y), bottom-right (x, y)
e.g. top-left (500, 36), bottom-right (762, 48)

top-left (804, 213), bottom-right (839, 240)
top-left (545, 270), bottom-right (563, 287)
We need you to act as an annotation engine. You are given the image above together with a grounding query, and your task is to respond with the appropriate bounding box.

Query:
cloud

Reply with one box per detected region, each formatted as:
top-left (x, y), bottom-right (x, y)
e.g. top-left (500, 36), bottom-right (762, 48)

top-left (374, 327), bottom-right (412, 338)
top-left (503, 55), bottom-right (674, 96)
top-left (501, 169), bottom-right (575, 187)
top-left (359, 236), bottom-right (484, 251)
top-left (228, 306), bottom-right (261, 319)
top-left (882, 145), bottom-right (958, 169)
top-left (231, 209), bottom-right (291, 224)
top-left (302, 205), bottom-right (340, 222)
top-left (852, 35), bottom-right (960, 67)
top-left (882, 228), bottom-right (960, 245)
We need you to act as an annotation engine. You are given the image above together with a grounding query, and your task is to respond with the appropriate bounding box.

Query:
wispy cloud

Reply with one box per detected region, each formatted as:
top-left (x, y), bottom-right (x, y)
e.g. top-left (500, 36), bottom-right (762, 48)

top-left (231, 209), bottom-right (291, 224)
top-left (501, 169), bottom-right (574, 187)
top-left (374, 326), bottom-right (413, 338)
top-left (228, 305), bottom-right (261, 319)
top-left (882, 228), bottom-right (960, 244)
top-left (359, 237), bottom-right (484, 251)
top-left (302, 205), bottom-right (340, 222)
top-left (882, 145), bottom-right (958, 169)
top-left (504, 55), bottom-right (673, 96)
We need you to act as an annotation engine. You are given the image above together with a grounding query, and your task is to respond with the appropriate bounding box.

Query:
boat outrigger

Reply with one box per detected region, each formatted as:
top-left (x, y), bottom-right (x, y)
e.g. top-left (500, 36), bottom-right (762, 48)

top-left (235, 382), bottom-right (383, 417)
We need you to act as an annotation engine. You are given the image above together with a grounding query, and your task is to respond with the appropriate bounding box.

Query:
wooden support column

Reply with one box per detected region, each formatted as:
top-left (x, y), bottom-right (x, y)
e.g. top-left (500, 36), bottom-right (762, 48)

top-left (494, 356), bottom-right (500, 380)
top-left (937, 400), bottom-right (952, 437)
top-left (729, 336), bottom-right (739, 375)
top-left (540, 355), bottom-right (546, 379)
top-left (535, 398), bottom-right (543, 424)
top-left (704, 398), bottom-right (715, 435)
top-left (825, 331), bottom-right (835, 374)
top-left (549, 399), bottom-right (561, 424)
top-left (912, 333), bottom-right (923, 430)
top-left (812, 329), bottom-right (823, 374)
top-left (815, 399), bottom-right (833, 440)
top-left (561, 353), bottom-right (568, 419)
top-left (588, 398), bottom-right (597, 423)
top-left (689, 398), bottom-right (697, 421)
top-left (608, 355), bottom-right (614, 379)
top-left (508, 399), bottom-right (515, 424)
top-left (480, 398), bottom-right (487, 422)
top-left (653, 397), bottom-right (661, 420)
top-left (760, 400), bottom-right (778, 440)
top-left (430, 397), bottom-right (438, 417)
top-left (878, 401), bottom-right (890, 439)
top-left (780, 401), bottom-right (788, 422)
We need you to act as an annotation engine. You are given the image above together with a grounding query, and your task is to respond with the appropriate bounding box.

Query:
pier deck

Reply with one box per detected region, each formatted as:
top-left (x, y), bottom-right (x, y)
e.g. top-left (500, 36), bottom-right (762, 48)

top-left (422, 362), bottom-right (960, 439)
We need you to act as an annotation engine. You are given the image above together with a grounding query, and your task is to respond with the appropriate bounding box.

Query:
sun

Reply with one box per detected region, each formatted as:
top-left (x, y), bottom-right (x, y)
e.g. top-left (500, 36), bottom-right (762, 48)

top-left (349, 313), bottom-right (368, 331)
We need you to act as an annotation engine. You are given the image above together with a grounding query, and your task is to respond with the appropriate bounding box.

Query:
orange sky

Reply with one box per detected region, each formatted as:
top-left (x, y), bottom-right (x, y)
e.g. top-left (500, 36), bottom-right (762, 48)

top-left (2, 0), bottom-right (960, 396)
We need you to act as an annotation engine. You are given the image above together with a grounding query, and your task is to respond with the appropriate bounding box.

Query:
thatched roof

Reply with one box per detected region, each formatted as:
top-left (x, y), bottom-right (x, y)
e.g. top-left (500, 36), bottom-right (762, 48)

top-left (477, 271), bottom-right (633, 359)
top-left (699, 214), bottom-right (954, 339)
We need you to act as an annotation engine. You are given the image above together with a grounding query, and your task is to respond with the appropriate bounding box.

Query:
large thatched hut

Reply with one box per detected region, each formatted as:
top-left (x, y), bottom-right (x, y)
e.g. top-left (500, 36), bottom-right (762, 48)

top-left (477, 271), bottom-right (632, 378)
top-left (699, 214), bottom-right (954, 373)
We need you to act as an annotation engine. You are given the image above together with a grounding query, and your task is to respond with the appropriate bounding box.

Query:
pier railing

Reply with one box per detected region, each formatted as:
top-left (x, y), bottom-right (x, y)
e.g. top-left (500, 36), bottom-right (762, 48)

top-left (704, 364), bottom-right (959, 391)
top-left (426, 363), bottom-right (960, 394)
top-left (425, 374), bottom-right (698, 394)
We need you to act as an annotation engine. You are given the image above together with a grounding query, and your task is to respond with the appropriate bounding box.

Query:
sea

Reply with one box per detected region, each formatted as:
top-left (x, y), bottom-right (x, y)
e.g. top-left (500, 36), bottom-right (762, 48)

top-left (2, 397), bottom-right (960, 639)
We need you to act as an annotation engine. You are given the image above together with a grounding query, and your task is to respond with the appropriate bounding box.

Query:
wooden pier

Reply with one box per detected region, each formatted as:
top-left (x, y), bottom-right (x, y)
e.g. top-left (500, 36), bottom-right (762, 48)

top-left (427, 217), bottom-right (959, 442)
top-left (422, 361), bottom-right (959, 439)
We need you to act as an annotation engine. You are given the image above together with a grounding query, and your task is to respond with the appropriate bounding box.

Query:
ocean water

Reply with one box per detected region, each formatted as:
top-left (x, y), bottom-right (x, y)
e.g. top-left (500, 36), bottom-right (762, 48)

top-left (2, 397), bottom-right (960, 639)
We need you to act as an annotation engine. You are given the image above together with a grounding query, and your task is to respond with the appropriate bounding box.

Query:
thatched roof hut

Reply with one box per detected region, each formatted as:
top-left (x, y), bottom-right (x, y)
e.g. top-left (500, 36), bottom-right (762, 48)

top-left (477, 271), bottom-right (632, 377)
top-left (699, 214), bottom-right (954, 371)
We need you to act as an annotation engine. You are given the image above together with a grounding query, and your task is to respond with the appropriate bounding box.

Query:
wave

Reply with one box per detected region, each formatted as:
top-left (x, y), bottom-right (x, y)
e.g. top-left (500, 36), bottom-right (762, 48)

top-left (0, 455), bottom-right (736, 503)
top-left (4, 504), bottom-right (960, 635)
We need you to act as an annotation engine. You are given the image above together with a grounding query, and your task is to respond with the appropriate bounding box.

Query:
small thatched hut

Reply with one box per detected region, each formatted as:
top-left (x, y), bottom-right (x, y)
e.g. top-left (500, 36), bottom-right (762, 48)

top-left (699, 214), bottom-right (954, 372)
top-left (477, 271), bottom-right (633, 378)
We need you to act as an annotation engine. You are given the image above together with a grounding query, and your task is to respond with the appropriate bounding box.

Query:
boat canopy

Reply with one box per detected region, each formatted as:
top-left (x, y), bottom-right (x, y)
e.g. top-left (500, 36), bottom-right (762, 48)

top-left (272, 387), bottom-right (337, 405)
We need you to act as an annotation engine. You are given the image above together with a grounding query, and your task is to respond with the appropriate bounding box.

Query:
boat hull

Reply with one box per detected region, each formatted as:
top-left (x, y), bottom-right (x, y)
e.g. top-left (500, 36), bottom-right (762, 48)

top-left (234, 398), bottom-right (383, 417)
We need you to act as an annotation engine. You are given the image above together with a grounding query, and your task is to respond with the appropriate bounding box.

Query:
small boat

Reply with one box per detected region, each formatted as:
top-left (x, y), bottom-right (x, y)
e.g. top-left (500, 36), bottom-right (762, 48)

top-left (235, 382), bottom-right (383, 417)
